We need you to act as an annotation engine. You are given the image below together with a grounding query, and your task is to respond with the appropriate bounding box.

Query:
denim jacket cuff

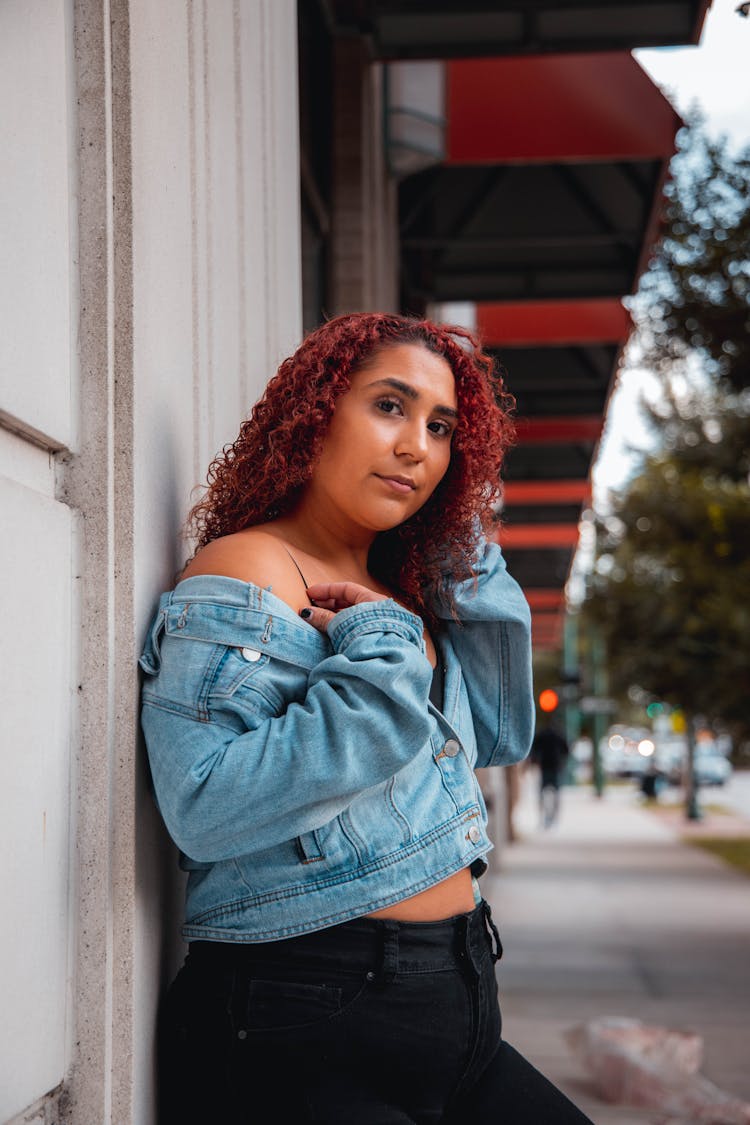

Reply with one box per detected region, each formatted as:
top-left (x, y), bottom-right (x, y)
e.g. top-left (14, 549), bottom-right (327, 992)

top-left (326, 599), bottom-right (424, 651)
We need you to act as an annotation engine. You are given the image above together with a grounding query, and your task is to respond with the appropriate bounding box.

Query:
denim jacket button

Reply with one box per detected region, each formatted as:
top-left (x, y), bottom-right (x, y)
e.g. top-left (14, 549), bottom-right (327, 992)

top-left (442, 739), bottom-right (460, 758)
top-left (241, 647), bottom-right (262, 662)
top-left (468, 825), bottom-right (481, 844)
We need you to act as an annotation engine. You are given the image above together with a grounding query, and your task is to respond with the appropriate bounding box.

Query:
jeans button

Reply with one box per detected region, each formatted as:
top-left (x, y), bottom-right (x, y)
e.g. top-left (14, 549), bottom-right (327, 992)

top-left (442, 739), bottom-right (460, 757)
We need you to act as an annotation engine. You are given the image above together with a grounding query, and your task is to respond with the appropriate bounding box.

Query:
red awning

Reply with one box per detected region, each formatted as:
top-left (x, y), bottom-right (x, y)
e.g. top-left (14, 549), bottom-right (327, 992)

top-left (525, 589), bottom-right (566, 611)
top-left (499, 524), bottom-right (581, 549)
top-left (531, 613), bottom-right (564, 649)
top-left (503, 480), bottom-right (592, 505)
top-left (401, 52), bottom-right (679, 307)
top-left (447, 53), bottom-right (680, 165)
top-left (514, 416), bottom-right (603, 444)
top-left (477, 298), bottom-right (630, 347)
top-left (403, 52), bottom-right (683, 646)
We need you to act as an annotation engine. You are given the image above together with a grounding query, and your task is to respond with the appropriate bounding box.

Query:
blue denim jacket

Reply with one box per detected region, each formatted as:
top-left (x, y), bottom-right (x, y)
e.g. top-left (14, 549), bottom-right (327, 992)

top-left (139, 540), bottom-right (533, 942)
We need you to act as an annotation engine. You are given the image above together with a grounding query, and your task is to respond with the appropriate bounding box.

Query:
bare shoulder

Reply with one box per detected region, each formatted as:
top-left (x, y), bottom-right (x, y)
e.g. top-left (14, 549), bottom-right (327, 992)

top-left (179, 529), bottom-right (308, 612)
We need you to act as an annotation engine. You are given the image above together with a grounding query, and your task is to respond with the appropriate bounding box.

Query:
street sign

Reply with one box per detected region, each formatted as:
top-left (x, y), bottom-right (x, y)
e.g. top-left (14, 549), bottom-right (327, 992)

top-left (579, 696), bottom-right (617, 715)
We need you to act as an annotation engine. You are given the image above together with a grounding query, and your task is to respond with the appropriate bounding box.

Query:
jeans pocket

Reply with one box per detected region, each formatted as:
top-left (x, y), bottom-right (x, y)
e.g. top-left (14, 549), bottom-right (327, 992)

top-left (241, 972), bottom-right (368, 1034)
top-left (246, 978), bottom-right (341, 1030)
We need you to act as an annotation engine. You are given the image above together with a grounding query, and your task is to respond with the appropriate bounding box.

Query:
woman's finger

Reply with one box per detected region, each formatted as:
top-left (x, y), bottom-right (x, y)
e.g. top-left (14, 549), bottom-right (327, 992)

top-left (298, 605), bottom-right (336, 632)
top-left (305, 581), bottom-right (388, 608)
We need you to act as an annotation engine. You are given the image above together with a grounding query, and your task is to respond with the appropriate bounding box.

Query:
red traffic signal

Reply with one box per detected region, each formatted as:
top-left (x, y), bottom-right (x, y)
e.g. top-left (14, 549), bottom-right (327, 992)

top-left (538, 689), bottom-right (559, 713)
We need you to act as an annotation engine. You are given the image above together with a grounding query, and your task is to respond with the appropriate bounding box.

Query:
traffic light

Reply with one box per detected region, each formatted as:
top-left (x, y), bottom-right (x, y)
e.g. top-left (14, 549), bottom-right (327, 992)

top-left (538, 688), bottom-right (559, 713)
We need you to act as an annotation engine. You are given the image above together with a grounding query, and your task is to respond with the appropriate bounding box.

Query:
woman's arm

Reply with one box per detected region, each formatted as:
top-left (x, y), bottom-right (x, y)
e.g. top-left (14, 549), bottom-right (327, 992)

top-left (435, 539), bottom-right (535, 768)
top-left (140, 579), bottom-right (435, 863)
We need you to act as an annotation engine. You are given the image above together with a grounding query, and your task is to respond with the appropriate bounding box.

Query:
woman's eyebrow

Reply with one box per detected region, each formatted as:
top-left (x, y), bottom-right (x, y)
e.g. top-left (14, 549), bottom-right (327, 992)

top-left (369, 377), bottom-right (458, 419)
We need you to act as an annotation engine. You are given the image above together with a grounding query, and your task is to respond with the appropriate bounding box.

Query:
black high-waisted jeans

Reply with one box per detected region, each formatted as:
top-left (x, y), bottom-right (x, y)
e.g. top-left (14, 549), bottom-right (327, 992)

top-left (159, 901), bottom-right (593, 1124)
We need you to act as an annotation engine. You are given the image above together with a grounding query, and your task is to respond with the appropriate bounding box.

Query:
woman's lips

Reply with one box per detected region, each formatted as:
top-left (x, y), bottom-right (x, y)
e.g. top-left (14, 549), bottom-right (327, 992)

top-left (375, 474), bottom-right (416, 494)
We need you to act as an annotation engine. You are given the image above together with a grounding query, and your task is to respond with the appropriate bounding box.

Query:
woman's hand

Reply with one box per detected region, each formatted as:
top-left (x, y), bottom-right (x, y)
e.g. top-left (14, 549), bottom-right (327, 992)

top-left (300, 581), bottom-right (388, 632)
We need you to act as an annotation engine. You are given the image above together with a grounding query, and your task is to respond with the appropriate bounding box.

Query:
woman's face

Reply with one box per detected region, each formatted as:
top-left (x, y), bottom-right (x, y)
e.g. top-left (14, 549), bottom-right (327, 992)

top-left (305, 342), bottom-right (458, 536)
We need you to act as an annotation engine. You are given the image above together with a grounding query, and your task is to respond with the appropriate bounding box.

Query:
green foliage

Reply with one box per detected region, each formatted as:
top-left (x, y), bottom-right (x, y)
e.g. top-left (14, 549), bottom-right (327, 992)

top-left (686, 837), bottom-right (750, 878)
top-left (641, 381), bottom-right (750, 480)
top-left (585, 119), bottom-right (750, 745)
top-left (585, 390), bottom-right (750, 736)
top-left (638, 118), bottom-right (750, 391)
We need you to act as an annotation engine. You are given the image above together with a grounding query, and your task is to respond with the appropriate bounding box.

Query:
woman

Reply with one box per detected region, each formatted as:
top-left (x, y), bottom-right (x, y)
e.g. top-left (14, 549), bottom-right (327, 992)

top-left (140, 313), bottom-right (592, 1123)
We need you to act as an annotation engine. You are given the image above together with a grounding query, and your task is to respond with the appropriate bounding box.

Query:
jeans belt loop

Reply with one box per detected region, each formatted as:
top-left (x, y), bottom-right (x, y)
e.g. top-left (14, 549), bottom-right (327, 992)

top-left (482, 900), bottom-right (503, 964)
top-left (454, 914), bottom-right (480, 979)
top-left (379, 920), bottom-right (400, 985)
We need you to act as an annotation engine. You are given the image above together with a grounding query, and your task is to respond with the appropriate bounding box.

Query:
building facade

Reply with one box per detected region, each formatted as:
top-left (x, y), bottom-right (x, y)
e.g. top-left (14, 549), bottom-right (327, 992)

top-left (1, 2), bottom-right (303, 1120)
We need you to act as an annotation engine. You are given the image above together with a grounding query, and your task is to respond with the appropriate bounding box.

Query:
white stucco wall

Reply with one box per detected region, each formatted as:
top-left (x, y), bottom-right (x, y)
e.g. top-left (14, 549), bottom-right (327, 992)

top-left (0, 0), bottom-right (77, 452)
top-left (0, 1), bottom-right (301, 1121)
top-left (129, 2), bottom-right (302, 1120)
top-left (0, 1), bottom-right (77, 1120)
top-left (0, 468), bottom-right (74, 1121)
top-left (130, 0), bottom-right (302, 598)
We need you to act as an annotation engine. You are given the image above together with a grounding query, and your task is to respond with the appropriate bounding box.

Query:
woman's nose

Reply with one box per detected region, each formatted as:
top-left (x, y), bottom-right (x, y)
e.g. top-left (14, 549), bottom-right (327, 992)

top-left (395, 423), bottom-right (428, 461)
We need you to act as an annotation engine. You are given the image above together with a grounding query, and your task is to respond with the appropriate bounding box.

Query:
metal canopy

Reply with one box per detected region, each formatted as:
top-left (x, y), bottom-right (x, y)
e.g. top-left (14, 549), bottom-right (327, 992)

top-left (499, 546), bottom-right (574, 588)
top-left (319, 5), bottom-right (703, 646)
top-left (328, 1), bottom-right (709, 58)
top-left (494, 343), bottom-right (619, 415)
top-left (503, 436), bottom-right (599, 482)
top-left (400, 159), bottom-right (662, 306)
top-left (478, 299), bottom-right (629, 643)
top-left (486, 298), bottom-right (630, 418)
top-left (400, 53), bottom-right (679, 310)
top-left (395, 53), bottom-right (680, 644)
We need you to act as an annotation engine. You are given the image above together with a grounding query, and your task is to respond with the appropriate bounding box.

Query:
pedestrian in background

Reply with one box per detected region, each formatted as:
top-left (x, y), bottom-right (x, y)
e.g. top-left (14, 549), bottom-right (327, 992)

top-left (532, 722), bottom-right (570, 828)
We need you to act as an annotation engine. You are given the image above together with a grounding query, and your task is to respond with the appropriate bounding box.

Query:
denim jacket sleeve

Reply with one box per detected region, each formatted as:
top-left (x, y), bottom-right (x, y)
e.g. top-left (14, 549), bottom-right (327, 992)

top-left (434, 539), bottom-right (534, 769)
top-left (140, 597), bottom-right (435, 862)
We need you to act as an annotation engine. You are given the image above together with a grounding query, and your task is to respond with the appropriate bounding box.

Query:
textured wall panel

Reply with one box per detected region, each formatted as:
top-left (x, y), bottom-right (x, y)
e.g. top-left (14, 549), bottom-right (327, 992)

top-left (0, 476), bottom-right (72, 1121)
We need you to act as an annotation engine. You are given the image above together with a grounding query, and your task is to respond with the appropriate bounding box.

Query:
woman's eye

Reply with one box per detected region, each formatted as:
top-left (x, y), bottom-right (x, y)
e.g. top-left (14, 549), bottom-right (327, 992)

top-left (376, 398), bottom-right (402, 415)
top-left (429, 420), bottom-right (453, 438)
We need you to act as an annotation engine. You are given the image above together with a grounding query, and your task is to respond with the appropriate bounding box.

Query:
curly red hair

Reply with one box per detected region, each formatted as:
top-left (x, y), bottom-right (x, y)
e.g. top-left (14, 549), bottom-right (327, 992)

top-left (189, 312), bottom-right (515, 621)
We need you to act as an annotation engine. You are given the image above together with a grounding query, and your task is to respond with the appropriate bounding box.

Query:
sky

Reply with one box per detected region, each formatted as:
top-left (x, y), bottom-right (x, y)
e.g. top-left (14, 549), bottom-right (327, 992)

top-left (636, 0), bottom-right (750, 150)
top-left (590, 0), bottom-right (750, 509)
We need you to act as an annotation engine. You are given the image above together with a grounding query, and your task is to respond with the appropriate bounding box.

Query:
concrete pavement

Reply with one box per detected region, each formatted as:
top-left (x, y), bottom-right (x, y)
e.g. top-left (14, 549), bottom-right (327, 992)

top-left (485, 774), bottom-right (750, 1124)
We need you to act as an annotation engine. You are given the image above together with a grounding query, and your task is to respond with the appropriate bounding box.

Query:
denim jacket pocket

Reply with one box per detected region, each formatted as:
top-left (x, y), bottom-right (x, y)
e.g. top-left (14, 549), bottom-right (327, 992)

top-left (206, 645), bottom-right (271, 699)
top-left (139, 605), bottom-right (167, 675)
top-left (295, 829), bottom-right (326, 865)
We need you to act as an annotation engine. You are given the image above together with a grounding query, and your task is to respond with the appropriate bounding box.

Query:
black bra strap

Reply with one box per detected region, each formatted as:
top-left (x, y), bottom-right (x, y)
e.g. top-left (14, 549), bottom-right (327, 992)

top-left (283, 547), bottom-right (309, 589)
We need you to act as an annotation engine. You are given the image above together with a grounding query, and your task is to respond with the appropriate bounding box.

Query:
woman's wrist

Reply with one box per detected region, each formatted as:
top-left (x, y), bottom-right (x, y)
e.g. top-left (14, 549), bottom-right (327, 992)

top-left (299, 580), bottom-right (389, 633)
top-left (324, 598), bottom-right (425, 651)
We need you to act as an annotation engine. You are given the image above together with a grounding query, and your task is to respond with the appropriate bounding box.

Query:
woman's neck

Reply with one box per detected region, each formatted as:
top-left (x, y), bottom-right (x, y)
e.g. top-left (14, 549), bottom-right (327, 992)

top-left (267, 509), bottom-right (375, 579)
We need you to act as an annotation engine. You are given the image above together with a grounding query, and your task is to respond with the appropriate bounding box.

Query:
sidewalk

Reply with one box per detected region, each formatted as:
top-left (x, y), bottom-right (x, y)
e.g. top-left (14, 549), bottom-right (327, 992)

top-left (484, 776), bottom-right (750, 1124)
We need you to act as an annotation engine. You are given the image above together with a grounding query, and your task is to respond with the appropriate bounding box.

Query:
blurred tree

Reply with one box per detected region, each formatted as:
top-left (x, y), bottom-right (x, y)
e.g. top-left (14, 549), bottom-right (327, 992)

top-left (638, 118), bottom-right (750, 391)
top-left (585, 388), bottom-right (750, 752)
top-left (584, 116), bottom-right (750, 810)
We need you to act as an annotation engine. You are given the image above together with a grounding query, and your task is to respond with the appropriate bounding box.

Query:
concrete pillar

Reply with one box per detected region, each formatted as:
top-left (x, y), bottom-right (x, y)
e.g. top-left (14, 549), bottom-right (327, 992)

top-left (0, 1), bottom-right (302, 1121)
top-left (330, 39), bottom-right (399, 314)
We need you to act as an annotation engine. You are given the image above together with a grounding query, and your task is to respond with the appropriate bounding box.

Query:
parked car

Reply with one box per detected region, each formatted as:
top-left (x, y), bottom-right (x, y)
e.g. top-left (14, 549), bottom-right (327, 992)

top-left (600, 726), bottom-right (655, 778)
top-left (658, 736), bottom-right (733, 787)
top-left (693, 743), bottom-right (733, 786)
